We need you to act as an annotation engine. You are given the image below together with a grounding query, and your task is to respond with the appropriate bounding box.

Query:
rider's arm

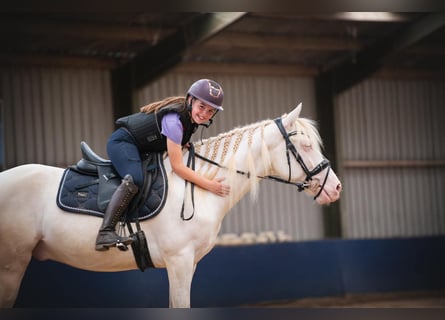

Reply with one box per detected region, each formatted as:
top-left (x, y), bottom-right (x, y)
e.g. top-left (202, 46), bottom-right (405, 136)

top-left (166, 138), bottom-right (229, 197)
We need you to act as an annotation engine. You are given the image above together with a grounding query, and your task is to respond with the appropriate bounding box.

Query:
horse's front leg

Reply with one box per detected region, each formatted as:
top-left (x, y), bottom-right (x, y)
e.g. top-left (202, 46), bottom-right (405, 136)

top-left (165, 253), bottom-right (196, 308)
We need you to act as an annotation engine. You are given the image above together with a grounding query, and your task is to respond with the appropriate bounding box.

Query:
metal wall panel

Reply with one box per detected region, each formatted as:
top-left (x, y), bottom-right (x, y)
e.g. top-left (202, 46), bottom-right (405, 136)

top-left (0, 67), bottom-right (113, 168)
top-left (135, 72), bottom-right (324, 241)
top-left (337, 79), bottom-right (445, 238)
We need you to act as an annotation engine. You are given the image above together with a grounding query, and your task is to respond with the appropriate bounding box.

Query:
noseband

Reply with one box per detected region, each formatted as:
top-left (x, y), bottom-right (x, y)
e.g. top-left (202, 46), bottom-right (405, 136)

top-left (191, 117), bottom-right (331, 201)
top-left (271, 118), bottom-right (331, 200)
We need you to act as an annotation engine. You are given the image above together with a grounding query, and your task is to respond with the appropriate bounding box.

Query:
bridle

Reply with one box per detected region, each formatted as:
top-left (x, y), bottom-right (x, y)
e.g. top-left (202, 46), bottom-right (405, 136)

top-left (190, 117), bottom-right (331, 201)
top-left (269, 117), bottom-right (331, 200)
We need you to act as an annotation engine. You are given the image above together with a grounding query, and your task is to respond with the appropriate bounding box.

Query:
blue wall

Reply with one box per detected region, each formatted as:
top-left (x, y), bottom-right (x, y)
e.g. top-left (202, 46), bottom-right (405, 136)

top-left (15, 236), bottom-right (445, 307)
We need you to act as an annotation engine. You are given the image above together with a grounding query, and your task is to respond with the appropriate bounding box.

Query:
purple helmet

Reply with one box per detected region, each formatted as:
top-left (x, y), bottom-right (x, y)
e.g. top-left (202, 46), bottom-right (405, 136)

top-left (187, 79), bottom-right (224, 111)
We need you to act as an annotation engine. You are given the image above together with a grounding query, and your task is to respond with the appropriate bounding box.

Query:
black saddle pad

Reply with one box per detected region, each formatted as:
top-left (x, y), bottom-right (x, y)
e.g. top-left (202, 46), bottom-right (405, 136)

top-left (56, 153), bottom-right (168, 221)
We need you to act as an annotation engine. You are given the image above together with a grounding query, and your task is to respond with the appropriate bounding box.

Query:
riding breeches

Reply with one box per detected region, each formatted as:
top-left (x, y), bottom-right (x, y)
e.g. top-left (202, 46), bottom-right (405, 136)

top-left (107, 128), bottom-right (144, 189)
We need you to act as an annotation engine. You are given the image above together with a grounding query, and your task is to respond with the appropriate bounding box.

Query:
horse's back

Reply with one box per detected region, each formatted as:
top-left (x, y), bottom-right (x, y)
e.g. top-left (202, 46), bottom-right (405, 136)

top-left (0, 163), bottom-right (63, 181)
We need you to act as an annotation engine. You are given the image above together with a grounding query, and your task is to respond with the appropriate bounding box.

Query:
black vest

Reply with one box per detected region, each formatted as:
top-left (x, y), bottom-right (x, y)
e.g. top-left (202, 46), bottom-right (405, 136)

top-left (115, 103), bottom-right (198, 152)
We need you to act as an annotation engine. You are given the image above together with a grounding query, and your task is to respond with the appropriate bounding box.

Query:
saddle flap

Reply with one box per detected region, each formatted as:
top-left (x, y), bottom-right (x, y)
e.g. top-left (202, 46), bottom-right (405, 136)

top-left (97, 166), bottom-right (121, 211)
top-left (57, 151), bottom-right (168, 221)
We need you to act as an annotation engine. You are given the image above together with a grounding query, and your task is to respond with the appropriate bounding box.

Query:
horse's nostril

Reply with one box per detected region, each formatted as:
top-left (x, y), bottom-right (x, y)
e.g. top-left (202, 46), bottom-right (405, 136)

top-left (336, 183), bottom-right (342, 192)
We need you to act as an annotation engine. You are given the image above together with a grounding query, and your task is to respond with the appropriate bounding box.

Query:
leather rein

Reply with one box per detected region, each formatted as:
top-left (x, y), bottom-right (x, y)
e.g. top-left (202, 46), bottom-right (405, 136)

top-left (181, 117), bottom-right (331, 220)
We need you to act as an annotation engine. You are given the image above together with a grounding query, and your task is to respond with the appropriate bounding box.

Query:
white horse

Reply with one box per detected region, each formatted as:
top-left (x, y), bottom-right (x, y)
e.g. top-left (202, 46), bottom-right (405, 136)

top-left (0, 104), bottom-right (341, 308)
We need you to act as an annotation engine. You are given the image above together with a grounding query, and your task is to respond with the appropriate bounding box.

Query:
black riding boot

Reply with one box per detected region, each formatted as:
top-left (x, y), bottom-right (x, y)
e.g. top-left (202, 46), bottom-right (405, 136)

top-left (95, 174), bottom-right (139, 251)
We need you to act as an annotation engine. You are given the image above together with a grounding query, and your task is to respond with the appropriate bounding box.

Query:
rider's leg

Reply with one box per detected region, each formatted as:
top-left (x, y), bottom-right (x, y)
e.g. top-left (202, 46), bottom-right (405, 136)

top-left (95, 174), bottom-right (138, 251)
top-left (95, 129), bottom-right (143, 251)
top-left (106, 128), bottom-right (145, 189)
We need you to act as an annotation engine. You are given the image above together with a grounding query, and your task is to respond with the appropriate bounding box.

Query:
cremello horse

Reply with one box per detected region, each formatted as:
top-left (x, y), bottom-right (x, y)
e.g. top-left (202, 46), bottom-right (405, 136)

top-left (0, 104), bottom-right (341, 308)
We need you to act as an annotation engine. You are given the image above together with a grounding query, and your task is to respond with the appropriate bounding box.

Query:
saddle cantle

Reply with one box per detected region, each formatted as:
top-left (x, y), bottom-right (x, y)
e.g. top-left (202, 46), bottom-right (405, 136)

top-left (76, 141), bottom-right (112, 173)
top-left (56, 141), bottom-right (168, 221)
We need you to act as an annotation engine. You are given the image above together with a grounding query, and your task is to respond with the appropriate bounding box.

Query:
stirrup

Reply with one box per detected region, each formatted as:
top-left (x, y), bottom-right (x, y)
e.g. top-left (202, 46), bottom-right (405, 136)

top-left (117, 222), bottom-right (130, 251)
top-left (116, 240), bottom-right (129, 251)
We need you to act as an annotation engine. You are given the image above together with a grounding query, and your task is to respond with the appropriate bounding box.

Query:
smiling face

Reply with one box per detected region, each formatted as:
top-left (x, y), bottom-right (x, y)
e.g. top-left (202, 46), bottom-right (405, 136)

top-left (190, 98), bottom-right (218, 124)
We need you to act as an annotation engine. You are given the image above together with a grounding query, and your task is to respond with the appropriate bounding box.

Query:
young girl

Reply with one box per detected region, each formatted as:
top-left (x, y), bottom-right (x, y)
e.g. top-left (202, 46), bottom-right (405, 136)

top-left (96, 79), bottom-right (231, 251)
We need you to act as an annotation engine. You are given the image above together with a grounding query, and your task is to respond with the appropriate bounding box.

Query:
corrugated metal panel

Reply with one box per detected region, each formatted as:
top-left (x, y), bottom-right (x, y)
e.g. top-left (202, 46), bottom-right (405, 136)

top-left (135, 72), bottom-right (324, 241)
top-left (337, 79), bottom-right (445, 238)
top-left (1, 67), bottom-right (113, 168)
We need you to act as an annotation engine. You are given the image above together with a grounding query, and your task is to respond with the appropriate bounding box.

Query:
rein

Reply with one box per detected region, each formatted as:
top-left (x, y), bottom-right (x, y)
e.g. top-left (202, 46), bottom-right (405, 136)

top-left (192, 149), bottom-right (309, 190)
top-left (182, 117), bottom-right (331, 220)
top-left (181, 144), bottom-right (196, 221)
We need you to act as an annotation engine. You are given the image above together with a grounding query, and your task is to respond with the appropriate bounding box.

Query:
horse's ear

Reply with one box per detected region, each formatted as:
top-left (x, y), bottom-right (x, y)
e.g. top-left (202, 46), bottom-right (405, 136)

top-left (283, 102), bottom-right (302, 129)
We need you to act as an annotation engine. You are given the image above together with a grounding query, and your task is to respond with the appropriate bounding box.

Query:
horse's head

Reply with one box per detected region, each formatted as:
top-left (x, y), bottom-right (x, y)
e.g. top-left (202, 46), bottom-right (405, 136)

top-left (268, 103), bottom-right (342, 205)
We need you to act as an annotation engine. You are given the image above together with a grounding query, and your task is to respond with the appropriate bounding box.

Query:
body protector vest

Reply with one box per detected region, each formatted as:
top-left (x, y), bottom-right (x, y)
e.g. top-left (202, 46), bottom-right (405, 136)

top-left (115, 102), bottom-right (198, 152)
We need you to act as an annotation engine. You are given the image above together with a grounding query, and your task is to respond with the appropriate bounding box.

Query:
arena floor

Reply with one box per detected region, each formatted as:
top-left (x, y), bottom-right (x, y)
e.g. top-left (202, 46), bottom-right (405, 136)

top-left (250, 291), bottom-right (445, 307)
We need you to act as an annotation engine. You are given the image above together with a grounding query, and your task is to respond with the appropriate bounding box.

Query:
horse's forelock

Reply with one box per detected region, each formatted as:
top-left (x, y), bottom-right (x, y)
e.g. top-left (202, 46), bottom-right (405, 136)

top-left (295, 117), bottom-right (323, 152)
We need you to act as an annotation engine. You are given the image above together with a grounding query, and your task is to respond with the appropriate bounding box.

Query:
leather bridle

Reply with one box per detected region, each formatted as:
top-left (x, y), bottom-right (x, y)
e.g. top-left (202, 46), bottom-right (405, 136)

top-left (270, 118), bottom-right (331, 200)
top-left (190, 117), bottom-right (331, 202)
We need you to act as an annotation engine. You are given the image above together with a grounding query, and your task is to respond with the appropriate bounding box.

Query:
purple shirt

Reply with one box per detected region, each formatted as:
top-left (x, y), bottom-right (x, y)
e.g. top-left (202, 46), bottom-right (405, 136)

top-left (161, 112), bottom-right (184, 145)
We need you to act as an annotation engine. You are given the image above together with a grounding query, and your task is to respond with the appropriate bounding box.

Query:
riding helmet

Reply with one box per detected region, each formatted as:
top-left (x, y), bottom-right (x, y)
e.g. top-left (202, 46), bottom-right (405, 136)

top-left (187, 79), bottom-right (224, 111)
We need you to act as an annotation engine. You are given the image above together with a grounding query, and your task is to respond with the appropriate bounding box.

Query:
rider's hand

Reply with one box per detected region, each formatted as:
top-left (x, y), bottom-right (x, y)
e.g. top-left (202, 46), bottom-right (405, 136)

top-left (209, 177), bottom-right (230, 197)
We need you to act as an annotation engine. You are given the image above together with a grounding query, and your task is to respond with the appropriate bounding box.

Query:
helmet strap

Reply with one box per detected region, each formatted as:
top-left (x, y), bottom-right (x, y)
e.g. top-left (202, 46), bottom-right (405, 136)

top-left (186, 96), bottom-right (193, 111)
top-left (198, 123), bottom-right (208, 144)
top-left (199, 118), bottom-right (213, 128)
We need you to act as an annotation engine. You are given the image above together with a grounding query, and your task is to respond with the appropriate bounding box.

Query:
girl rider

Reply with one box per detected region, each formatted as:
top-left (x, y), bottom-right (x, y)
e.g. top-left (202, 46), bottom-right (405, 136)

top-left (95, 79), bottom-right (231, 251)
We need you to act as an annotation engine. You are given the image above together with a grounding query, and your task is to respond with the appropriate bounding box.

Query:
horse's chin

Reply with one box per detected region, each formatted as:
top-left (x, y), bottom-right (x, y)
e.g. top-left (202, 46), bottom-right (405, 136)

top-left (314, 190), bottom-right (340, 205)
top-left (315, 197), bottom-right (330, 205)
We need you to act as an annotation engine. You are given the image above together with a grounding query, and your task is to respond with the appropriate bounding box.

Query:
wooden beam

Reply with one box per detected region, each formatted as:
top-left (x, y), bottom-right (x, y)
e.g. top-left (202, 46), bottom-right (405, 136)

top-left (201, 32), bottom-right (362, 51)
top-left (174, 61), bottom-right (318, 77)
top-left (111, 12), bottom-right (246, 121)
top-left (250, 12), bottom-right (415, 22)
top-left (196, 31), bottom-right (445, 57)
top-left (373, 67), bottom-right (445, 80)
top-left (0, 15), bottom-right (173, 42)
top-left (0, 53), bottom-right (117, 68)
top-left (175, 61), bottom-right (445, 80)
top-left (343, 160), bottom-right (445, 169)
top-left (122, 12), bottom-right (246, 88)
top-left (319, 13), bottom-right (445, 95)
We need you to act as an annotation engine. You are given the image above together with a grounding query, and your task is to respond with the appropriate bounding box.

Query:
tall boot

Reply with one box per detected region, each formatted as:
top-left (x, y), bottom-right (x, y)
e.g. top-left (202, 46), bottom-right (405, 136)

top-left (95, 174), bottom-right (139, 251)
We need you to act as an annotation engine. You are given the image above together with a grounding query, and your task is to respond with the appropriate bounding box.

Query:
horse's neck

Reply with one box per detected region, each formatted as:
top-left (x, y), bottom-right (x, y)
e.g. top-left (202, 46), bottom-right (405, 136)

top-left (193, 121), bottom-right (274, 214)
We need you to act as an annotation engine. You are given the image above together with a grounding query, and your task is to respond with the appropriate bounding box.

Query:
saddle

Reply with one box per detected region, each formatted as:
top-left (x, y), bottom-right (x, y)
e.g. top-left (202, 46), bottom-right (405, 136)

top-left (57, 141), bottom-right (168, 221)
top-left (56, 142), bottom-right (169, 271)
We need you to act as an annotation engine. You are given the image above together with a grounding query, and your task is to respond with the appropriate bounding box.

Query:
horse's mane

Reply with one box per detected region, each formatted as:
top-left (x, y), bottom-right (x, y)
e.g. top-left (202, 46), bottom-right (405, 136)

top-left (192, 115), bottom-right (323, 201)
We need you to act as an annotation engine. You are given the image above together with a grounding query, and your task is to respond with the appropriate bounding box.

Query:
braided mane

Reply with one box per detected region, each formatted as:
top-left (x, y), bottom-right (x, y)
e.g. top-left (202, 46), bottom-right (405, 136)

top-left (191, 115), bottom-right (322, 200)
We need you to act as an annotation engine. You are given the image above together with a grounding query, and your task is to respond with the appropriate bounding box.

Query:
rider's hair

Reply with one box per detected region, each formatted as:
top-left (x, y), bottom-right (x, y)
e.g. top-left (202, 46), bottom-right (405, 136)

top-left (140, 96), bottom-right (186, 114)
